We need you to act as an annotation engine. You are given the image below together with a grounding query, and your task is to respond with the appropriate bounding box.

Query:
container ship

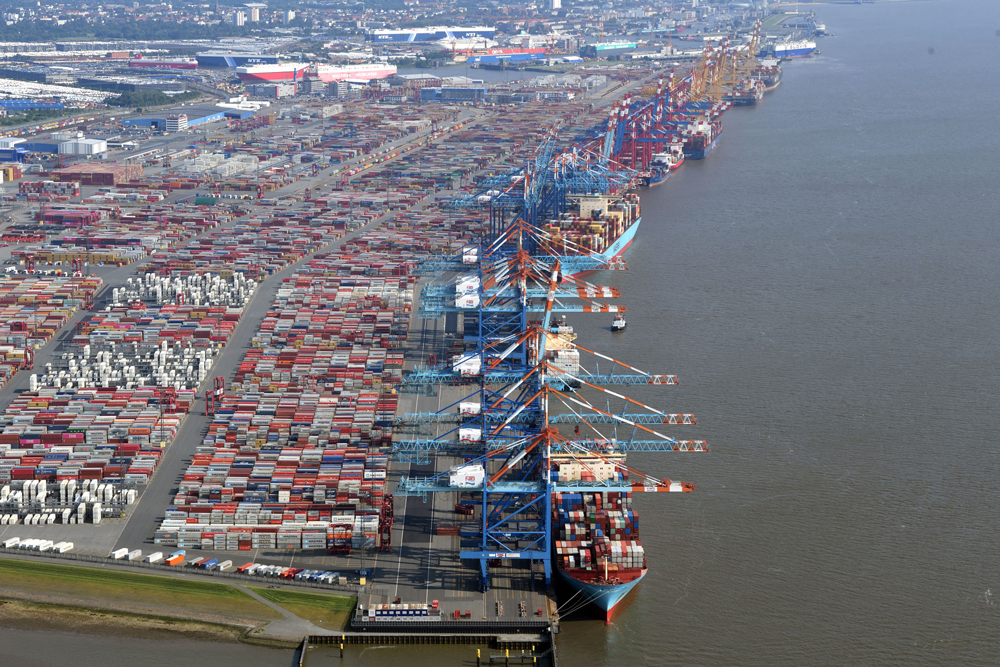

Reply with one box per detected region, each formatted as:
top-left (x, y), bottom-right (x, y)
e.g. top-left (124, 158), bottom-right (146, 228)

top-left (681, 119), bottom-right (723, 160)
top-left (752, 60), bottom-right (782, 90)
top-left (538, 192), bottom-right (640, 268)
top-left (236, 64), bottom-right (309, 83)
top-left (128, 55), bottom-right (198, 70)
top-left (645, 143), bottom-right (685, 187)
top-left (311, 63), bottom-right (397, 82)
top-left (722, 79), bottom-right (765, 106)
top-left (435, 37), bottom-right (498, 52)
top-left (552, 452), bottom-right (646, 623)
top-left (197, 52), bottom-right (281, 68)
top-left (365, 26), bottom-right (497, 42)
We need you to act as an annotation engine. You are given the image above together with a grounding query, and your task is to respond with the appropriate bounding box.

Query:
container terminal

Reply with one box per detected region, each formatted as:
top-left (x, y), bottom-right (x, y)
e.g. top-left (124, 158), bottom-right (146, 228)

top-left (0, 18), bottom-right (797, 660)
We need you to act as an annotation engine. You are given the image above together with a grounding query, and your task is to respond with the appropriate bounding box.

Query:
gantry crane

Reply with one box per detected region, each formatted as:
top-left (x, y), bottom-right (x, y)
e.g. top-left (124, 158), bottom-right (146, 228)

top-left (395, 244), bottom-right (706, 590)
top-left (395, 132), bottom-right (707, 590)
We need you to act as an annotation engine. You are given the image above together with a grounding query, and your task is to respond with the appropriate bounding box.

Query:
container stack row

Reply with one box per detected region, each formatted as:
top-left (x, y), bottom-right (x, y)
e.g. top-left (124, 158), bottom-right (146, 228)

top-left (170, 444), bottom-right (388, 507)
top-left (352, 110), bottom-right (556, 192)
top-left (148, 206), bottom-right (487, 549)
top-left (0, 345), bottom-right (30, 392)
top-left (154, 439), bottom-right (388, 549)
top-left (37, 274), bottom-right (256, 391)
top-left (143, 218), bottom-right (346, 278)
top-left (18, 180), bottom-right (81, 198)
top-left (152, 516), bottom-right (380, 551)
top-left (233, 347), bottom-right (406, 395)
top-left (9, 205), bottom-right (227, 266)
top-left (204, 392), bottom-right (396, 450)
top-left (0, 387), bottom-right (191, 494)
top-left (0, 277), bottom-right (102, 346)
top-left (51, 164), bottom-right (144, 186)
top-left (83, 189), bottom-right (168, 205)
top-left (16, 244), bottom-right (148, 266)
top-left (0, 479), bottom-right (136, 522)
top-left (553, 491), bottom-right (645, 573)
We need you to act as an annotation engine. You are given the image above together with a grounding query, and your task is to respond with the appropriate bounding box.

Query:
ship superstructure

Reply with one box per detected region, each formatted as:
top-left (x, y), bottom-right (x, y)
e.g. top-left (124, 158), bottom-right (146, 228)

top-left (772, 39), bottom-right (817, 58)
top-left (312, 63), bottom-right (397, 82)
top-left (366, 26), bottom-right (496, 42)
top-left (128, 56), bottom-right (197, 70)
top-left (197, 51), bottom-right (280, 67)
top-left (236, 63), bottom-right (309, 82)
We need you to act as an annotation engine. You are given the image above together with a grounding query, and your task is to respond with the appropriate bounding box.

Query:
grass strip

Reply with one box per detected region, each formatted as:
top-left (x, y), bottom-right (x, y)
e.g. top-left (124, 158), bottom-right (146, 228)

top-left (251, 587), bottom-right (356, 630)
top-left (0, 557), bottom-right (281, 620)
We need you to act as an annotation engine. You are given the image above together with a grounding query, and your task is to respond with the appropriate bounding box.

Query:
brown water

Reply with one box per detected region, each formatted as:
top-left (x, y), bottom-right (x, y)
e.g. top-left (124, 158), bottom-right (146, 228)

top-left (560, 0), bottom-right (1000, 664)
top-left (0, 627), bottom-right (293, 666)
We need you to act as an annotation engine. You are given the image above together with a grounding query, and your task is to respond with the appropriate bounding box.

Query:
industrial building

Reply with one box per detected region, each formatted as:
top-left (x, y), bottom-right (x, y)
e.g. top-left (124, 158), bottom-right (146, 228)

top-left (0, 66), bottom-right (68, 84)
top-left (250, 83), bottom-right (296, 99)
top-left (77, 77), bottom-right (187, 93)
top-left (123, 105), bottom-right (229, 131)
top-left (419, 87), bottom-right (487, 103)
top-left (580, 41), bottom-right (638, 59)
top-left (386, 73), bottom-right (442, 89)
top-left (5, 130), bottom-right (108, 156)
top-left (0, 100), bottom-right (65, 112)
top-left (327, 80), bottom-right (371, 98)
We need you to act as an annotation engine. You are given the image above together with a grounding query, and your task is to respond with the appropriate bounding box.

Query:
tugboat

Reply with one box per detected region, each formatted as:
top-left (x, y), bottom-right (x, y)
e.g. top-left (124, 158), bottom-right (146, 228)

top-left (611, 314), bottom-right (627, 332)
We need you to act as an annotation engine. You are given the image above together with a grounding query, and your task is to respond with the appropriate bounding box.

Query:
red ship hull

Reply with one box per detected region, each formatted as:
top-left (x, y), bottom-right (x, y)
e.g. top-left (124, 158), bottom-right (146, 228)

top-left (237, 69), bottom-right (308, 82)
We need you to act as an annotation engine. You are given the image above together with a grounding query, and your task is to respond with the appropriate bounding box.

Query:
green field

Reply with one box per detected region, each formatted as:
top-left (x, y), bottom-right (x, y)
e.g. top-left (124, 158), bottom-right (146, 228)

top-left (252, 587), bottom-right (356, 630)
top-left (762, 14), bottom-right (791, 30)
top-left (0, 558), bottom-right (281, 620)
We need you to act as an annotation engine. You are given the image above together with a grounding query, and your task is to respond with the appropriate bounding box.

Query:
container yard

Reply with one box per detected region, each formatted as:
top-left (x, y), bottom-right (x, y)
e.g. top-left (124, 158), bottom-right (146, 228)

top-left (0, 21), bottom-right (788, 659)
top-left (51, 164), bottom-right (144, 186)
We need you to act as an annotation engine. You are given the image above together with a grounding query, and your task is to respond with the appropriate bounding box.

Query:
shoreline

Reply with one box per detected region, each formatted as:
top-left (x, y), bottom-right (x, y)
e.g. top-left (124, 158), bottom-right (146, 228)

top-left (0, 589), bottom-right (304, 647)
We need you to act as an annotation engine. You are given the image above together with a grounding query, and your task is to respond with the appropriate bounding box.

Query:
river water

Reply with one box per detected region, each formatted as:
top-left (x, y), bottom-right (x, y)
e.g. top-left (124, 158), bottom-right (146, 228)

top-left (9, 1), bottom-right (1000, 665)
top-left (562, 0), bottom-right (1000, 665)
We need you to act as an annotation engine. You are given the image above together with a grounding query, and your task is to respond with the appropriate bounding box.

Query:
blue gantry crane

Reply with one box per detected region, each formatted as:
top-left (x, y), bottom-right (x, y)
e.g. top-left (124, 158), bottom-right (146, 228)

top-left (393, 106), bottom-right (707, 592)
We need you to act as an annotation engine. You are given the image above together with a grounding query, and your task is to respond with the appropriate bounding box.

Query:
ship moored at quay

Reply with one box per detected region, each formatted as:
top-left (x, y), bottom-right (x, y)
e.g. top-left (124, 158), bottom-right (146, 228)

top-left (0, 13), bottom-right (807, 657)
top-left (235, 62), bottom-right (397, 83)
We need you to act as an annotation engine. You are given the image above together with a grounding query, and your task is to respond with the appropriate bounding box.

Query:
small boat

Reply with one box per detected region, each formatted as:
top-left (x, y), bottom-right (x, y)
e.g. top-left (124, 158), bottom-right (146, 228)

top-left (611, 314), bottom-right (626, 332)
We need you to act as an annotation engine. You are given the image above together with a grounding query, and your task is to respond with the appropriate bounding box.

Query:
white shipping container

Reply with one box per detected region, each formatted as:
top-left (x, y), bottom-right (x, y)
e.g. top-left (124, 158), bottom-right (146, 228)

top-left (458, 427), bottom-right (482, 443)
top-left (455, 275), bottom-right (480, 294)
top-left (449, 464), bottom-right (485, 488)
top-left (454, 294), bottom-right (480, 309)
top-left (452, 355), bottom-right (481, 377)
